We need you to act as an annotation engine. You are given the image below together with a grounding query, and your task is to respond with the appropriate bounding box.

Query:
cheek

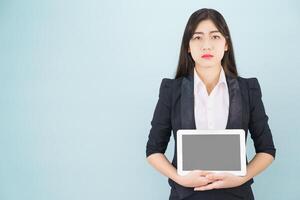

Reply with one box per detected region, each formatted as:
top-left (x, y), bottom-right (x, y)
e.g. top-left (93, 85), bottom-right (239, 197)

top-left (214, 45), bottom-right (226, 60)
top-left (189, 44), bottom-right (201, 59)
top-left (190, 50), bottom-right (201, 62)
top-left (215, 50), bottom-right (225, 60)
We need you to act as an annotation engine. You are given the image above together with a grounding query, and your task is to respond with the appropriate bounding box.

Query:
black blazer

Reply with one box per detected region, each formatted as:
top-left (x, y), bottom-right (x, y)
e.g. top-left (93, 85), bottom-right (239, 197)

top-left (146, 73), bottom-right (276, 199)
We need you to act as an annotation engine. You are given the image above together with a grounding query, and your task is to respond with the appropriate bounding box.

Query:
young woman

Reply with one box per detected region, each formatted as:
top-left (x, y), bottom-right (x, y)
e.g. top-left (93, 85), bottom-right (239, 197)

top-left (145, 8), bottom-right (276, 200)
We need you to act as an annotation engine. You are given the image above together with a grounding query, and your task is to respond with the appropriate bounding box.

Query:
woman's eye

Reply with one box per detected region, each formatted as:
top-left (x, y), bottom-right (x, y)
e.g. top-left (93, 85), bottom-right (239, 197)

top-left (193, 36), bottom-right (201, 40)
top-left (211, 35), bottom-right (220, 39)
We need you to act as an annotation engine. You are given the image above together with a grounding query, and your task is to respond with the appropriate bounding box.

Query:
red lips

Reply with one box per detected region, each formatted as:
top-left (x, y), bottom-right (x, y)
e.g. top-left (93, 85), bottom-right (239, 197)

top-left (201, 54), bottom-right (213, 59)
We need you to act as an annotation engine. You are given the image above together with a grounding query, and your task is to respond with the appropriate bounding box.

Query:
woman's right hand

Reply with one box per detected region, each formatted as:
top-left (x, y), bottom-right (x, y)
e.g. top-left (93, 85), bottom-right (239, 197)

top-left (176, 170), bottom-right (213, 188)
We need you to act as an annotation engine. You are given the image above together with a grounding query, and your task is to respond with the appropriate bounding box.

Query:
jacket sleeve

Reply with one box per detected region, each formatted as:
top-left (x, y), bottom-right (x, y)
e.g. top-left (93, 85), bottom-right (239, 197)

top-left (146, 78), bottom-right (173, 158)
top-left (248, 78), bottom-right (276, 159)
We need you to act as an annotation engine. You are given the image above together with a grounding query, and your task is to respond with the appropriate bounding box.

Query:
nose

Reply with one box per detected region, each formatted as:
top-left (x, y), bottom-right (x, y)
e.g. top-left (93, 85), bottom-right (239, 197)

top-left (201, 38), bottom-right (212, 51)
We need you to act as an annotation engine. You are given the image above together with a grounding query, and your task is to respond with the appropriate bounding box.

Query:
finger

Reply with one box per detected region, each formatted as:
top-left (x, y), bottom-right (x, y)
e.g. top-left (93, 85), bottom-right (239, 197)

top-left (197, 176), bottom-right (210, 185)
top-left (194, 182), bottom-right (216, 191)
top-left (188, 170), bottom-right (200, 175)
top-left (198, 170), bottom-right (213, 176)
top-left (194, 181), bottom-right (222, 191)
top-left (207, 173), bottom-right (225, 180)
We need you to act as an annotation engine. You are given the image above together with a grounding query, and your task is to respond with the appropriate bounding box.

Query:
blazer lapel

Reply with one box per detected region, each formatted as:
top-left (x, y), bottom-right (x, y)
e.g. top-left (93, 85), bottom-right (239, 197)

top-left (225, 75), bottom-right (243, 129)
top-left (180, 73), bottom-right (243, 130)
top-left (181, 75), bottom-right (196, 129)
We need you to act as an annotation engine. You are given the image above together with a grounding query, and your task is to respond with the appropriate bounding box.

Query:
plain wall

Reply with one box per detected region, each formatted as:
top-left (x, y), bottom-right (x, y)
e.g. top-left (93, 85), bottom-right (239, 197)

top-left (0, 0), bottom-right (299, 199)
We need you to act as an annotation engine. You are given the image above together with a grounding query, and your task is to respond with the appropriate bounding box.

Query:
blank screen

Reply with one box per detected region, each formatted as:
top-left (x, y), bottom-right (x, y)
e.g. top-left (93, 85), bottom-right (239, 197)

top-left (182, 134), bottom-right (241, 171)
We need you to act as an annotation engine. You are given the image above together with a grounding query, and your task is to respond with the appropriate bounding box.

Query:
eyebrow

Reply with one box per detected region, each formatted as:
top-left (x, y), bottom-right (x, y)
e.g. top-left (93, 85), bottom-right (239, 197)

top-left (193, 30), bottom-right (221, 35)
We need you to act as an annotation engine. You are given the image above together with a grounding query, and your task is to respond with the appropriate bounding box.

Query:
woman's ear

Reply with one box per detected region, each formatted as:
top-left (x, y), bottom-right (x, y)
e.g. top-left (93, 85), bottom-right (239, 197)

top-left (224, 43), bottom-right (228, 51)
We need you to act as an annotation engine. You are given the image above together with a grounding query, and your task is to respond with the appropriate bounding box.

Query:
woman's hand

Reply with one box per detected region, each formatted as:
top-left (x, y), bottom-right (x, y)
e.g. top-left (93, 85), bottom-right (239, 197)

top-left (194, 173), bottom-right (246, 191)
top-left (176, 170), bottom-right (213, 188)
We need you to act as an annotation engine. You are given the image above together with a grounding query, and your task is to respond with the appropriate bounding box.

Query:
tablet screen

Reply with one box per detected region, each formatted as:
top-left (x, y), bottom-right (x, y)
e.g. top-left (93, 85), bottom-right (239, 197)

top-left (182, 134), bottom-right (241, 171)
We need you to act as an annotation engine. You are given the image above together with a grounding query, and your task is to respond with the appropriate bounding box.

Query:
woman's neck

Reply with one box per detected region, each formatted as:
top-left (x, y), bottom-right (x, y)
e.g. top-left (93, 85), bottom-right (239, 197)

top-left (195, 65), bottom-right (222, 95)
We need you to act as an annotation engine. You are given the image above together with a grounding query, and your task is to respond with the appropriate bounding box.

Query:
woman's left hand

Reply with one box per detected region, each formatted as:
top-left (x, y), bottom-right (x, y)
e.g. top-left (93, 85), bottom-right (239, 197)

top-left (194, 173), bottom-right (246, 191)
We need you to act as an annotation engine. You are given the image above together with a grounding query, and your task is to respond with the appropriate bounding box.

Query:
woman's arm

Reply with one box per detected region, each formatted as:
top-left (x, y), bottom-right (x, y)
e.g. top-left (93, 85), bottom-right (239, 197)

top-left (147, 153), bottom-right (179, 183)
top-left (242, 152), bottom-right (274, 183)
top-left (147, 153), bottom-right (212, 188)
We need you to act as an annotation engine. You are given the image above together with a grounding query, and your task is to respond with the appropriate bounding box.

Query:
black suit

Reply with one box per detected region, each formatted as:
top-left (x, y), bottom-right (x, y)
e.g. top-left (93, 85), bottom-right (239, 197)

top-left (146, 73), bottom-right (276, 200)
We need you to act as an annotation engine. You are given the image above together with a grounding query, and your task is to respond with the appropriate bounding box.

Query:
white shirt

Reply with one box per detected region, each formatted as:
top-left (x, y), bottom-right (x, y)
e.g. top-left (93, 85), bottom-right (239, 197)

top-left (194, 67), bottom-right (229, 130)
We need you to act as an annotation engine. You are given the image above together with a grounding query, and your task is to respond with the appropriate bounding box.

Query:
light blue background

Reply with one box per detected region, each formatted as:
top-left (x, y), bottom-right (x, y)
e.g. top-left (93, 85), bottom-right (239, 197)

top-left (0, 0), bottom-right (299, 199)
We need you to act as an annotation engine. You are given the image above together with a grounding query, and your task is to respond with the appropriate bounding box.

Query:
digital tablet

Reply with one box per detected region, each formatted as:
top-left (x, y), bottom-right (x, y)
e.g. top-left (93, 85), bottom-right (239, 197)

top-left (177, 129), bottom-right (246, 176)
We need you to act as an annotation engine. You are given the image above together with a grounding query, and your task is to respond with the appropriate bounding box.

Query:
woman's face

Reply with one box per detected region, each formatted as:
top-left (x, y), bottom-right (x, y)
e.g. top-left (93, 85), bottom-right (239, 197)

top-left (188, 19), bottom-right (228, 69)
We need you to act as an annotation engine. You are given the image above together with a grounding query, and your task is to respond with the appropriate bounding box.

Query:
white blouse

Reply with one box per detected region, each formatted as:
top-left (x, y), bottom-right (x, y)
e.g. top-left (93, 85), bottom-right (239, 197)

top-left (194, 67), bottom-right (229, 130)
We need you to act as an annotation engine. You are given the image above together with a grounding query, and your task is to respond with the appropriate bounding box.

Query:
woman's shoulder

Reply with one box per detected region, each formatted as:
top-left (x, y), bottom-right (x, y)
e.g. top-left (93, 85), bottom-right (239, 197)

top-left (237, 76), bottom-right (261, 90)
top-left (157, 77), bottom-right (185, 102)
top-left (237, 76), bottom-right (263, 101)
top-left (159, 76), bottom-right (184, 89)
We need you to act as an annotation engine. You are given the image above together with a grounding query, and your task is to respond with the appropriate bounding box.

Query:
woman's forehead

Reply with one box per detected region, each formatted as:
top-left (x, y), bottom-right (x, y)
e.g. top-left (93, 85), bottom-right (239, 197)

top-left (194, 19), bottom-right (219, 34)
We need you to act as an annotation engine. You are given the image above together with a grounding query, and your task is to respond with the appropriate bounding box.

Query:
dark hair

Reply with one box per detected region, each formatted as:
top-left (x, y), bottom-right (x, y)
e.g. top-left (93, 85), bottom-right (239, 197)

top-left (175, 8), bottom-right (238, 79)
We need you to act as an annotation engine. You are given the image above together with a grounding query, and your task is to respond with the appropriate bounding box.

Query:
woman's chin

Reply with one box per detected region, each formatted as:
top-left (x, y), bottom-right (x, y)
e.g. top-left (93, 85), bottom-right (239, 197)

top-left (196, 63), bottom-right (217, 69)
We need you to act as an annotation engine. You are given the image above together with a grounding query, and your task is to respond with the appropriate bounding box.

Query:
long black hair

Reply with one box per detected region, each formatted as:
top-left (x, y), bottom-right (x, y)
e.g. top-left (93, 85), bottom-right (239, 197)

top-left (175, 8), bottom-right (238, 79)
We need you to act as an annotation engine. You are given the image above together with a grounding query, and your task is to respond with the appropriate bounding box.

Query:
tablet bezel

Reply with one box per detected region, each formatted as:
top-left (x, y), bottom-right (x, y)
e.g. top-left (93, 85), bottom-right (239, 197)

top-left (177, 129), bottom-right (246, 176)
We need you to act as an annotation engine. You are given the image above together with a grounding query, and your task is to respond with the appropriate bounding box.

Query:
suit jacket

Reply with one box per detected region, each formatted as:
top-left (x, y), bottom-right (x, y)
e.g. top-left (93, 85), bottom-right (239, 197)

top-left (146, 73), bottom-right (276, 199)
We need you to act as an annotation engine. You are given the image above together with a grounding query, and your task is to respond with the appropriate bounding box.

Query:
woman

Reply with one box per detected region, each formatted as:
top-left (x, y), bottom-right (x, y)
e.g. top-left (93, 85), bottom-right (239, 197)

top-left (145, 8), bottom-right (276, 200)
